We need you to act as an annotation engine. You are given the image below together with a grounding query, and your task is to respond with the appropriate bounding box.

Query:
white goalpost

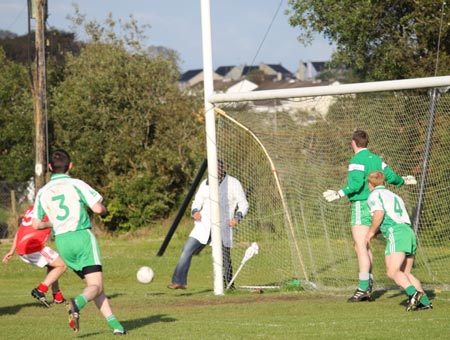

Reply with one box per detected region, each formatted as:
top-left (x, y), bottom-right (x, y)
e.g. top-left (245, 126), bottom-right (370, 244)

top-left (200, 0), bottom-right (450, 294)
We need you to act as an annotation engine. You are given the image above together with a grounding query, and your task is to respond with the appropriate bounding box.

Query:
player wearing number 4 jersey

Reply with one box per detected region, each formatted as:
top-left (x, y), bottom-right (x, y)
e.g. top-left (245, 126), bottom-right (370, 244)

top-left (366, 171), bottom-right (432, 311)
top-left (32, 149), bottom-right (127, 335)
top-left (322, 130), bottom-right (417, 302)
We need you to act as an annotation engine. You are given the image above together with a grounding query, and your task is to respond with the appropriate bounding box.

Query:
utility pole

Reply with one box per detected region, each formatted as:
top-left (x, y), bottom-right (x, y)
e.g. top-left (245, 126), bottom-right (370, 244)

top-left (32, 0), bottom-right (48, 193)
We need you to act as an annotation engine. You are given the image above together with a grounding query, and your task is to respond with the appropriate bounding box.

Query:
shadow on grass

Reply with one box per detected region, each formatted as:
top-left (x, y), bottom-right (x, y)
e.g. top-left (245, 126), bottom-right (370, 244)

top-left (75, 314), bottom-right (177, 338)
top-left (169, 289), bottom-right (213, 296)
top-left (0, 302), bottom-right (42, 315)
top-left (370, 289), bottom-right (388, 301)
top-left (71, 314), bottom-right (176, 339)
top-left (122, 314), bottom-right (176, 330)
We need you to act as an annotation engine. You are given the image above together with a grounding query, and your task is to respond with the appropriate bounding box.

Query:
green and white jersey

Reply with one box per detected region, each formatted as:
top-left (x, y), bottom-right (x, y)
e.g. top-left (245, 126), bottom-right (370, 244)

top-left (367, 185), bottom-right (411, 235)
top-left (34, 174), bottom-right (103, 235)
top-left (341, 148), bottom-right (404, 201)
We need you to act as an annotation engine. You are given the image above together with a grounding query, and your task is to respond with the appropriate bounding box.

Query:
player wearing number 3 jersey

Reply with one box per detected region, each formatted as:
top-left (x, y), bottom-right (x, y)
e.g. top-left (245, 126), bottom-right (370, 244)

top-left (32, 149), bottom-right (127, 335)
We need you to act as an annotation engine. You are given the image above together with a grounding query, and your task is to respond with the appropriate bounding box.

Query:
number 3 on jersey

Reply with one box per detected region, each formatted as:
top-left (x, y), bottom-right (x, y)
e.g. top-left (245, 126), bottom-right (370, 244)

top-left (52, 194), bottom-right (69, 221)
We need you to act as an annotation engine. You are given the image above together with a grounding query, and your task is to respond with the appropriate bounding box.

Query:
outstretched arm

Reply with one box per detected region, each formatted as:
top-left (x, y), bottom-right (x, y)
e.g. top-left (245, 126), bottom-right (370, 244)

top-left (2, 233), bottom-right (18, 263)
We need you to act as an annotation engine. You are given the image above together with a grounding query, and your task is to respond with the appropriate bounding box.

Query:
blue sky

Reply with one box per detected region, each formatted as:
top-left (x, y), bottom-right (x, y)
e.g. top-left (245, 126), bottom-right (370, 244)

top-left (0, 0), bottom-right (334, 74)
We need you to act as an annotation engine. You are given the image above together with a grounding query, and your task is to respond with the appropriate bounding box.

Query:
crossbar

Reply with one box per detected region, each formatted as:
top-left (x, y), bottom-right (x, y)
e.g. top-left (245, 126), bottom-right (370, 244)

top-left (209, 76), bottom-right (450, 103)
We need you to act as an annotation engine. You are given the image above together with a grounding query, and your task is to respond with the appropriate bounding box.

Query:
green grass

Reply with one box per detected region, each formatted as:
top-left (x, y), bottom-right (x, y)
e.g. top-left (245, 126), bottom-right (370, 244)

top-left (1, 235), bottom-right (450, 339)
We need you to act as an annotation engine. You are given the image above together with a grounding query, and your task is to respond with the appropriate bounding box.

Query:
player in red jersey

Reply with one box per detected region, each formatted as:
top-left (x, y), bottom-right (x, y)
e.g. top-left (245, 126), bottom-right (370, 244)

top-left (2, 205), bottom-right (67, 307)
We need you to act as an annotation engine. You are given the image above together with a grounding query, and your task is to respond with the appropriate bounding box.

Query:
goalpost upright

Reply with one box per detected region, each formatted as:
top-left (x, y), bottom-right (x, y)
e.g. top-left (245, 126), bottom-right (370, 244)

top-left (200, 0), bottom-right (224, 296)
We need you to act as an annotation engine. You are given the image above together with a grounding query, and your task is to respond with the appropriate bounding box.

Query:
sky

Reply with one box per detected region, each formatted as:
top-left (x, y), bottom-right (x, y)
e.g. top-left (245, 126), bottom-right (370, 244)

top-left (0, 0), bottom-right (334, 74)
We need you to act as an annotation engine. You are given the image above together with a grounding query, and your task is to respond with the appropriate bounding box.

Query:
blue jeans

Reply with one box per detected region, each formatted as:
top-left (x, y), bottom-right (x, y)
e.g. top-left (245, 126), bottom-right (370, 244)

top-left (171, 237), bottom-right (234, 287)
top-left (172, 237), bottom-right (205, 286)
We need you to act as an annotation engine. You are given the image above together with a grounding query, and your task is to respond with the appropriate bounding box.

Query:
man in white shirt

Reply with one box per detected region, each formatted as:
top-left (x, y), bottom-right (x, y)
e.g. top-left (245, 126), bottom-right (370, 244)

top-left (168, 160), bottom-right (249, 290)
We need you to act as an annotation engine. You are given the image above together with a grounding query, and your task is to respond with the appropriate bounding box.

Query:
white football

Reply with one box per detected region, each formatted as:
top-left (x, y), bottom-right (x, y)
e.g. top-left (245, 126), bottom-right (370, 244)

top-left (136, 266), bottom-right (154, 284)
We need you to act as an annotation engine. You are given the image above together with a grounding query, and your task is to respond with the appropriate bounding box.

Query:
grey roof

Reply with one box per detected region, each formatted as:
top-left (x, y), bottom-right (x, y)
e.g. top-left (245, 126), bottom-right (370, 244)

top-left (179, 69), bottom-right (202, 82)
top-left (215, 66), bottom-right (235, 76)
top-left (242, 65), bottom-right (259, 76)
top-left (311, 62), bottom-right (328, 72)
top-left (266, 64), bottom-right (293, 75)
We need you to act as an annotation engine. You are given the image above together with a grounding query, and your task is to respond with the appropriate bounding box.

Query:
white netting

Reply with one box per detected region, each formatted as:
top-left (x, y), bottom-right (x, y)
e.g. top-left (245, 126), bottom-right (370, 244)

top-left (215, 87), bottom-right (450, 291)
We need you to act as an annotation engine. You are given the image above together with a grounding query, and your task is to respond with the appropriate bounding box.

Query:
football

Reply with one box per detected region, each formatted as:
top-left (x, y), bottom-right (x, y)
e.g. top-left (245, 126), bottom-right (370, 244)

top-left (136, 266), bottom-right (154, 284)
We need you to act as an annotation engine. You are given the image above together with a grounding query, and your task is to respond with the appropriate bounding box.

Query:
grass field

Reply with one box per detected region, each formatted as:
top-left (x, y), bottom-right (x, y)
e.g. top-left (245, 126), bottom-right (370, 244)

top-left (1, 233), bottom-right (450, 339)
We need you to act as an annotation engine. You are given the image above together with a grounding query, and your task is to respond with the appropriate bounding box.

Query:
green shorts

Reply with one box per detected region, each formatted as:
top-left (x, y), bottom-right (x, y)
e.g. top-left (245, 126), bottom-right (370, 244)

top-left (383, 224), bottom-right (417, 256)
top-left (351, 200), bottom-right (372, 226)
top-left (55, 229), bottom-right (102, 271)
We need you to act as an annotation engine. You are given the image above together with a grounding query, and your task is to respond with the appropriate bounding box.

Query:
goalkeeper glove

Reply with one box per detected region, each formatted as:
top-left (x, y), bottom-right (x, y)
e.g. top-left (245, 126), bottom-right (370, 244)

top-left (402, 175), bottom-right (417, 185)
top-left (323, 189), bottom-right (343, 202)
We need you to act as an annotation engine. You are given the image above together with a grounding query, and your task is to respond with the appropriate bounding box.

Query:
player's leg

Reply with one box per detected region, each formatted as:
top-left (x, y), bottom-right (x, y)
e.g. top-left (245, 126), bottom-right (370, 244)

top-left (24, 249), bottom-right (64, 307)
top-left (169, 236), bottom-right (204, 288)
top-left (347, 224), bottom-right (372, 302)
top-left (85, 272), bottom-right (127, 335)
top-left (401, 255), bottom-right (423, 291)
top-left (42, 250), bottom-right (67, 303)
top-left (57, 230), bottom-right (104, 332)
top-left (44, 254), bottom-right (67, 287)
top-left (351, 224), bottom-right (371, 289)
top-left (402, 256), bottom-right (432, 310)
top-left (385, 252), bottom-right (410, 287)
top-left (401, 231), bottom-right (432, 310)
top-left (385, 227), bottom-right (429, 311)
top-left (351, 201), bottom-right (373, 293)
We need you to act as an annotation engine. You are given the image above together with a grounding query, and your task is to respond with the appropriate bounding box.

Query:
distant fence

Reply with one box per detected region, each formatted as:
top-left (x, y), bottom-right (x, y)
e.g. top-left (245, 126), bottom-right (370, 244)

top-left (0, 181), bottom-right (33, 238)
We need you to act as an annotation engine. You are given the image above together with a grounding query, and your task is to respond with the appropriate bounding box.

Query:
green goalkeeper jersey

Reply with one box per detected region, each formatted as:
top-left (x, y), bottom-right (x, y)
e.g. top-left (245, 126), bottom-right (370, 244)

top-left (340, 148), bottom-right (404, 202)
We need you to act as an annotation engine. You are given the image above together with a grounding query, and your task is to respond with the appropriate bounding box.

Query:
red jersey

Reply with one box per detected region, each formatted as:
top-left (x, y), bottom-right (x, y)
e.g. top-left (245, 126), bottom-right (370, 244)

top-left (16, 206), bottom-right (51, 255)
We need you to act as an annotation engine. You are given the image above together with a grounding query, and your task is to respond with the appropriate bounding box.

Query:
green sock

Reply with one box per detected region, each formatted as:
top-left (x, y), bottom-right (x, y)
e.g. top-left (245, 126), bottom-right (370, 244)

top-left (107, 315), bottom-right (124, 331)
top-left (75, 294), bottom-right (88, 310)
top-left (405, 285), bottom-right (416, 296)
top-left (420, 293), bottom-right (431, 305)
top-left (359, 279), bottom-right (369, 290)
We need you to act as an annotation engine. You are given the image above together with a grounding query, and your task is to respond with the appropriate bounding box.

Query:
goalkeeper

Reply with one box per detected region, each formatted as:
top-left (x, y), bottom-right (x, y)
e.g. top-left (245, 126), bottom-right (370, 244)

top-left (322, 130), bottom-right (417, 302)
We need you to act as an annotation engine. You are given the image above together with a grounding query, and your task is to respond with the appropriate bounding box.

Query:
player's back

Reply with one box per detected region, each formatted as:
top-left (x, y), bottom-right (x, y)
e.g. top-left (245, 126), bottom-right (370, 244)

top-left (36, 175), bottom-right (95, 235)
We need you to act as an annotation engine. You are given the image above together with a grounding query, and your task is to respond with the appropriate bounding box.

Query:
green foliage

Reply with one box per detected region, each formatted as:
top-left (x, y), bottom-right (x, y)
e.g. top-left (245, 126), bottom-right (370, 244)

top-left (0, 48), bottom-right (34, 182)
top-left (287, 0), bottom-right (450, 81)
top-left (0, 28), bottom-right (82, 67)
top-left (49, 15), bottom-right (203, 232)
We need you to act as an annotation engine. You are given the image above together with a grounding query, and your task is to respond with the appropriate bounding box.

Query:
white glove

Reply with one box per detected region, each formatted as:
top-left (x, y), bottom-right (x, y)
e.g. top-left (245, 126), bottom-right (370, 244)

top-left (402, 175), bottom-right (417, 185)
top-left (323, 190), bottom-right (342, 202)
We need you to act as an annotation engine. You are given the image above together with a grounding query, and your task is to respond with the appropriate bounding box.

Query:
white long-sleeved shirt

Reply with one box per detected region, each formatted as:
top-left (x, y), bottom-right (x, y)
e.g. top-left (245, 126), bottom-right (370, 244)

top-left (189, 174), bottom-right (249, 247)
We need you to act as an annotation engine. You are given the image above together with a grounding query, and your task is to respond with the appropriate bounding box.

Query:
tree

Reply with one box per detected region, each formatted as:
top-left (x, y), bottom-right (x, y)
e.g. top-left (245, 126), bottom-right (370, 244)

top-left (50, 13), bottom-right (204, 232)
top-left (0, 29), bottom-right (82, 67)
top-left (0, 48), bottom-right (34, 183)
top-left (287, 0), bottom-right (450, 81)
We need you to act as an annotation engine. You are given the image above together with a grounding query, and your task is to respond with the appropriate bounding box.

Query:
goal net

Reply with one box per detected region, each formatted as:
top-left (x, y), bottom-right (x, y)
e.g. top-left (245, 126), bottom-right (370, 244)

top-left (212, 78), bottom-right (450, 291)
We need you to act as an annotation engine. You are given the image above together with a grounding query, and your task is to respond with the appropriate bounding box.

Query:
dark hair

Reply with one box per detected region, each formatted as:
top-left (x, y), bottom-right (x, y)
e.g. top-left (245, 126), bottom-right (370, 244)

top-left (352, 130), bottom-right (369, 148)
top-left (50, 149), bottom-right (71, 173)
